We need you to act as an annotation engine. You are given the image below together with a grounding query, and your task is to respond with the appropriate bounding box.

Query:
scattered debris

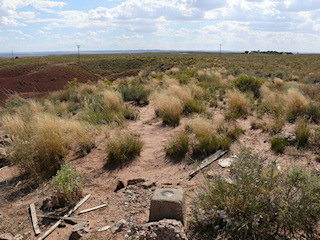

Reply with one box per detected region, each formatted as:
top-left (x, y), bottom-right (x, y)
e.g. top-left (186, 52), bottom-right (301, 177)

top-left (188, 150), bottom-right (227, 180)
top-left (79, 203), bottom-right (107, 215)
top-left (37, 194), bottom-right (91, 240)
top-left (138, 219), bottom-right (188, 240)
top-left (97, 225), bottom-right (111, 232)
top-left (70, 222), bottom-right (89, 240)
top-left (127, 178), bottom-right (145, 185)
top-left (30, 203), bottom-right (41, 235)
top-left (111, 219), bottom-right (126, 234)
top-left (114, 180), bottom-right (125, 192)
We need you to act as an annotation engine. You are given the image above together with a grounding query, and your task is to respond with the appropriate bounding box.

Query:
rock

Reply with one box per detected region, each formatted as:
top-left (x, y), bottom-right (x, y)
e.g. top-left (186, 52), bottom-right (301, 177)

top-left (111, 219), bottom-right (126, 234)
top-left (0, 233), bottom-right (13, 240)
top-left (114, 180), bottom-right (125, 192)
top-left (275, 133), bottom-right (296, 145)
top-left (218, 157), bottom-right (235, 168)
top-left (12, 234), bottom-right (23, 240)
top-left (138, 219), bottom-right (188, 240)
top-left (70, 222), bottom-right (89, 239)
top-left (127, 178), bottom-right (145, 186)
top-left (142, 179), bottom-right (156, 189)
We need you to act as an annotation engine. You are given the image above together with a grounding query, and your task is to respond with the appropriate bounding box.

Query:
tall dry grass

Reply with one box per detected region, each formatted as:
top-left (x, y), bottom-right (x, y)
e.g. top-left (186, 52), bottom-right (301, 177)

top-left (226, 89), bottom-right (248, 118)
top-left (285, 88), bottom-right (310, 121)
top-left (154, 92), bottom-right (183, 126)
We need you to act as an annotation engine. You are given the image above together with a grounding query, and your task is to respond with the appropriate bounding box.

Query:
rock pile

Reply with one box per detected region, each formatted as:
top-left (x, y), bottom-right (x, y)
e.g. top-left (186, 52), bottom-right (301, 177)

top-left (138, 219), bottom-right (188, 240)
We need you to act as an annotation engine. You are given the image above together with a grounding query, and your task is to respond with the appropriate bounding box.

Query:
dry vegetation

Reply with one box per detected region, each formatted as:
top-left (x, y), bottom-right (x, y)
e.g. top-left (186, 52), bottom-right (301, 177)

top-left (0, 53), bottom-right (320, 239)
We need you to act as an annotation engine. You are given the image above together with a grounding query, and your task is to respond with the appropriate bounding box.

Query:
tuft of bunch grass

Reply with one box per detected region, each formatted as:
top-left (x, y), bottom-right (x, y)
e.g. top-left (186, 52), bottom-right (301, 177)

top-left (285, 88), bottom-right (310, 122)
top-left (2, 110), bottom-right (95, 182)
top-left (192, 149), bottom-right (320, 239)
top-left (271, 137), bottom-right (287, 154)
top-left (295, 118), bottom-right (310, 148)
top-left (165, 131), bottom-right (189, 159)
top-left (52, 161), bottom-right (83, 206)
top-left (154, 93), bottom-right (183, 127)
top-left (226, 89), bottom-right (248, 118)
top-left (107, 131), bottom-right (143, 167)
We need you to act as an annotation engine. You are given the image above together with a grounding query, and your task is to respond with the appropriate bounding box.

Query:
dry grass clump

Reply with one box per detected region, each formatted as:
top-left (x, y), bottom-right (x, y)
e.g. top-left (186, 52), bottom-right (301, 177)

top-left (165, 130), bottom-right (189, 159)
top-left (1, 110), bottom-right (95, 182)
top-left (168, 85), bottom-right (192, 108)
top-left (226, 89), bottom-right (248, 118)
top-left (169, 67), bottom-right (180, 74)
top-left (184, 117), bottom-right (235, 159)
top-left (154, 93), bottom-right (183, 126)
top-left (285, 88), bottom-right (310, 121)
top-left (295, 118), bottom-right (310, 148)
top-left (106, 130), bottom-right (143, 167)
top-left (101, 90), bottom-right (123, 111)
top-left (273, 77), bottom-right (284, 88)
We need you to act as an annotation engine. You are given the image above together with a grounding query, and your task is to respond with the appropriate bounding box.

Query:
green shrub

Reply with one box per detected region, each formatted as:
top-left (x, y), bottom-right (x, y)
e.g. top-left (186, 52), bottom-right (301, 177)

top-left (295, 118), bottom-right (310, 148)
top-left (107, 131), bottom-right (143, 167)
top-left (122, 106), bottom-right (139, 120)
top-left (234, 75), bottom-right (262, 98)
top-left (193, 149), bottom-right (320, 239)
top-left (271, 137), bottom-right (287, 154)
top-left (165, 131), bottom-right (189, 159)
top-left (52, 161), bottom-right (83, 206)
top-left (119, 79), bottom-right (150, 104)
top-left (192, 134), bottom-right (231, 159)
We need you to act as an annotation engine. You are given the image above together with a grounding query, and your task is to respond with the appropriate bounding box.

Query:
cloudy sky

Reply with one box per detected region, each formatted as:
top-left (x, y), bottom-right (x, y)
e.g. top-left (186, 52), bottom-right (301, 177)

top-left (0, 0), bottom-right (320, 53)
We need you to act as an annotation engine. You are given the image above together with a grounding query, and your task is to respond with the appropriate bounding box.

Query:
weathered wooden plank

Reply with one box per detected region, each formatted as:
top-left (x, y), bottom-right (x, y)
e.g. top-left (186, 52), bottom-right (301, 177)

top-left (79, 203), bottom-right (107, 215)
top-left (188, 150), bottom-right (227, 180)
top-left (30, 203), bottom-right (41, 235)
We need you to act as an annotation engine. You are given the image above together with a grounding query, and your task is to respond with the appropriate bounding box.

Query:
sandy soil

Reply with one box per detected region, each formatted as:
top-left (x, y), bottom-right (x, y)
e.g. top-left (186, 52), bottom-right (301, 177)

top-left (0, 102), bottom-right (319, 239)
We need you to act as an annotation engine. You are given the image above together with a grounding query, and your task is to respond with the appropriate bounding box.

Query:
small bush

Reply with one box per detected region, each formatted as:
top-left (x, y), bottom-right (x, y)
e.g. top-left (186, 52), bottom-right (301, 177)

top-left (295, 118), bottom-right (310, 148)
top-left (271, 137), bottom-right (287, 154)
top-left (119, 79), bottom-right (150, 104)
top-left (193, 149), bottom-right (320, 239)
top-left (165, 131), bottom-right (189, 159)
top-left (52, 161), bottom-right (83, 206)
top-left (234, 75), bottom-right (261, 98)
top-left (107, 131), bottom-right (143, 167)
top-left (226, 90), bottom-right (248, 118)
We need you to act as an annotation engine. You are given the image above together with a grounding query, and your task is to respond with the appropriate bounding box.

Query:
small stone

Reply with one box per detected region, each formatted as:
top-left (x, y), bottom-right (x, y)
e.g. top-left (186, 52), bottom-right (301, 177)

top-left (0, 233), bottom-right (13, 240)
top-left (218, 157), bottom-right (236, 168)
top-left (70, 222), bottom-right (89, 240)
top-left (142, 179), bottom-right (156, 189)
top-left (114, 180), bottom-right (125, 192)
top-left (111, 219), bottom-right (126, 234)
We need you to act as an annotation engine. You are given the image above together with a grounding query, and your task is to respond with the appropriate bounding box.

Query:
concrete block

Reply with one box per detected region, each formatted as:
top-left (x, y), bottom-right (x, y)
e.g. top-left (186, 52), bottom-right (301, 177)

top-left (149, 188), bottom-right (186, 225)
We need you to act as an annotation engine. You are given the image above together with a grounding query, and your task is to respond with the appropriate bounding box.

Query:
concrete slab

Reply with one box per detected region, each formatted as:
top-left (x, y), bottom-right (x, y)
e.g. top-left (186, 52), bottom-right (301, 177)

top-left (149, 188), bottom-right (186, 225)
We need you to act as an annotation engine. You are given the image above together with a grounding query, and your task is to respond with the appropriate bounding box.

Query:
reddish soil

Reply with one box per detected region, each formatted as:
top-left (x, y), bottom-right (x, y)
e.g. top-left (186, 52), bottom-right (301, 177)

top-left (0, 63), bottom-right (137, 106)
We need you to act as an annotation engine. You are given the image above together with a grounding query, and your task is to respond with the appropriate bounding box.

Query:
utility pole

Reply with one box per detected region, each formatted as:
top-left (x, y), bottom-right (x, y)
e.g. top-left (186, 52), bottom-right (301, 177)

top-left (11, 50), bottom-right (13, 60)
top-left (76, 45), bottom-right (80, 63)
top-left (220, 44), bottom-right (222, 57)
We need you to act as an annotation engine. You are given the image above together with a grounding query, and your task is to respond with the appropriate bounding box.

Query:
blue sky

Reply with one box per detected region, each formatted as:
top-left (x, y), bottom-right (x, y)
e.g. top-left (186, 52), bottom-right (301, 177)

top-left (1, 0), bottom-right (320, 53)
